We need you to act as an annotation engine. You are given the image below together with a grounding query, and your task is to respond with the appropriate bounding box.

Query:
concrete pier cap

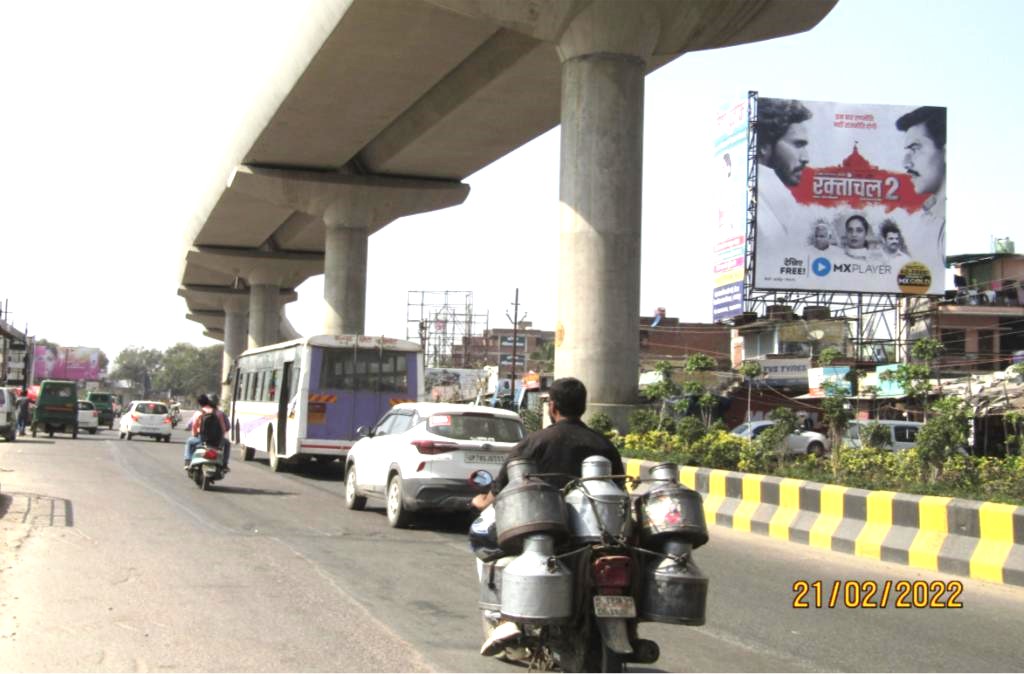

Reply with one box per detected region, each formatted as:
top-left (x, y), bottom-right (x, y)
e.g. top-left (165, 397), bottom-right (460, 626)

top-left (426, 0), bottom-right (837, 431)
top-left (228, 165), bottom-right (470, 335)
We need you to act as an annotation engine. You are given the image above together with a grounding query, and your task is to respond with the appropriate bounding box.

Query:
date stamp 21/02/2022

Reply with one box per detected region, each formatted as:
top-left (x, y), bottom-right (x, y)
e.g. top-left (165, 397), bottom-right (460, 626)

top-left (792, 579), bottom-right (963, 609)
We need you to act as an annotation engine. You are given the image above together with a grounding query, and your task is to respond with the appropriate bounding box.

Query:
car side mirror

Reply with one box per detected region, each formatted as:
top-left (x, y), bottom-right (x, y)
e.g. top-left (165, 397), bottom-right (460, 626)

top-left (356, 425), bottom-right (371, 438)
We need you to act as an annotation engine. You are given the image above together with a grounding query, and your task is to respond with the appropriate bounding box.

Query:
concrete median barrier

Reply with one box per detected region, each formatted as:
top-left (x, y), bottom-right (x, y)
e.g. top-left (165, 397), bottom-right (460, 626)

top-left (624, 459), bottom-right (1024, 587)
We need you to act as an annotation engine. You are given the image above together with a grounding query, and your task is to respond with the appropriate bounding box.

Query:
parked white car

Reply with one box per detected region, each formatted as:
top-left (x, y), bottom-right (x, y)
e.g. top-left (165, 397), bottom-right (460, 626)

top-left (730, 420), bottom-right (830, 456)
top-left (119, 400), bottom-right (173, 442)
top-left (77, 400), bottom-right (99, 434)
top-left (344, 402), bottom-right (525, 528)
top-left (843, 420), bottom-right (922, 451)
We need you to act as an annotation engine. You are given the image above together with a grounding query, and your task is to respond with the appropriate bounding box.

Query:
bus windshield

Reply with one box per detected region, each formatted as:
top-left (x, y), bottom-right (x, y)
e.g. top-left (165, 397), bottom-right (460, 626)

top-left (319, 347), bottom-right (409, 392)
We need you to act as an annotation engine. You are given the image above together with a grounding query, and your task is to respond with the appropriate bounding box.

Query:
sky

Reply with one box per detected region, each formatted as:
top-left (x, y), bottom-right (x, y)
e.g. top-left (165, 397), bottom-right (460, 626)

top-left (1, 0), bottom-right (1020, 364)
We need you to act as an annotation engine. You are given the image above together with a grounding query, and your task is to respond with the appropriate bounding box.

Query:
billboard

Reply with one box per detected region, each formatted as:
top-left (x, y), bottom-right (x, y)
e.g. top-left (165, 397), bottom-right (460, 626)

top-left (33, 345), bottom-right (103, 381)
top-left (712, 98), bottom-right (750, 322)
top-left (807, 366), bottom-right (853, 396)
top-left (754, 97), bottom-right (946, 295)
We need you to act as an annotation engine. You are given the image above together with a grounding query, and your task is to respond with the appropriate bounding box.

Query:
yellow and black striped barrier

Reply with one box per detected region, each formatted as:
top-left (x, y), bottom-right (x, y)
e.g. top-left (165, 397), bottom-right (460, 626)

top-left (624, 459), bottom-right (1024, 587)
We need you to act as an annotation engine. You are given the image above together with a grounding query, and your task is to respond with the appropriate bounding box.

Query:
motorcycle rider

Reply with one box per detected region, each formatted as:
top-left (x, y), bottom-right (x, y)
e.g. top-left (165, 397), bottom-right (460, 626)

top-left (183, 393), bottom-right (231, 469)
top-left (470, 377), bottom-right (624, 656)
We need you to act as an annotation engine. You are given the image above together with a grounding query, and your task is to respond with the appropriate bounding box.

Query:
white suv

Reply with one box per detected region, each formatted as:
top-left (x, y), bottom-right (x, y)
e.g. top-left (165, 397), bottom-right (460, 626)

top-left (344, 402), bottom-right (525, 528)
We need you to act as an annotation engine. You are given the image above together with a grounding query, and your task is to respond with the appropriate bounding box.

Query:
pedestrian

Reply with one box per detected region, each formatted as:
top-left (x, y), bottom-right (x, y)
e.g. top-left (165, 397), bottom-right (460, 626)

top-left (16, 388), bottom-right (31, 436)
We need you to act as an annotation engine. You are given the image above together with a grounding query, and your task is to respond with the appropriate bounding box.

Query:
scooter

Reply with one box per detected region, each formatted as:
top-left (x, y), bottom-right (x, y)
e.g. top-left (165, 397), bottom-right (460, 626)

top-left (187, 443), bottom-right (227, 491)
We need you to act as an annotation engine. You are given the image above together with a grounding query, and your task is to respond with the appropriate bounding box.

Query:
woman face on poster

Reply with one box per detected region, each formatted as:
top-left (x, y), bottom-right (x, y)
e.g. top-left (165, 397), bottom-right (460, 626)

top-left (844, 215), bottom-right (870, 250)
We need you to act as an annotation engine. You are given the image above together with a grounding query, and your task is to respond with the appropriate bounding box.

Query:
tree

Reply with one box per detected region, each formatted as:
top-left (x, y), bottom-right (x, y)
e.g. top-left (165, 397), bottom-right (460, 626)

top-left (683, 353), bottom-right (718, 430)
top-left (817, 345), bottom-right (850, 480)
top-left (737, 360), bottom-right (764, 425)
top-left (155, 343), bottom-right (222, 399)
top-left (762, 406), bottom-right (798, 466)
top-left (916, 396), bottom-right (970, 482)
top-left (110, 347), bottom-right (164, 397)
top-left (879, 338), bottom-right (944, 422)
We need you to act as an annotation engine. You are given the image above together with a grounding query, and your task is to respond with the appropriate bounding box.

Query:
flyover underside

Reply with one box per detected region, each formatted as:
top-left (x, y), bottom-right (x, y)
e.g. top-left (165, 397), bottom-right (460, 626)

top-left (180, 0), bottom-right (837, 411)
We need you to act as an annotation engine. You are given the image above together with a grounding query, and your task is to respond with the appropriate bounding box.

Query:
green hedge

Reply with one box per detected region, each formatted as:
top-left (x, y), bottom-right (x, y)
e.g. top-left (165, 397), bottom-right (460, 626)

top-left (612, 430), bottom-right (1024, 506)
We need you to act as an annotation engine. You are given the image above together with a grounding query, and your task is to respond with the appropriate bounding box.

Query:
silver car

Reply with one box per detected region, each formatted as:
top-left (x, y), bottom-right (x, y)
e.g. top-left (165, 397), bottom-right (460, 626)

top-left (730, 420), bottom-right (830, 456)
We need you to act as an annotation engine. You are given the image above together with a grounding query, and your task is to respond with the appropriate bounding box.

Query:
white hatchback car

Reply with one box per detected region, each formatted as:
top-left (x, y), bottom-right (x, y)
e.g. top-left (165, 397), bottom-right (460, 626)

top-left (345, 402), bottom-right (525, 528)
top-left (77, 400), bottom-right (99, 434)
top-left (119, 400), bottom-right (173, 442)
top-left (730, 420), bottom-right (830, 456)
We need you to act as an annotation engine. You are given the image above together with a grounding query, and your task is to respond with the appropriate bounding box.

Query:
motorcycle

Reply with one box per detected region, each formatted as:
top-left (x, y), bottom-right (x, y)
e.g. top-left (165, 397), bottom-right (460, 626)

top-left (187, 442), bottom-right (227, 491)
top-left (472, 458), bottom-right (709, 672)
top-left (169, 404), bottom-right (182, 428)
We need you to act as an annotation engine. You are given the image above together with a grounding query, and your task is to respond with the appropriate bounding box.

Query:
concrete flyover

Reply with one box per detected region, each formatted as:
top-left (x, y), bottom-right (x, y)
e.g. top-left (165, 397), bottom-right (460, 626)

top-left (179, 0), bottom-right (838, 417)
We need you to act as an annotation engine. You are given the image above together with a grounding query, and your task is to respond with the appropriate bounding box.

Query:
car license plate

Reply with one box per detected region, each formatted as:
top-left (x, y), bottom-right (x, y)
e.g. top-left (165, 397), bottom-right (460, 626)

top-left (593, 595), bottom-right (636, 618)
top-left (464, 453), bottom-right (505, 465)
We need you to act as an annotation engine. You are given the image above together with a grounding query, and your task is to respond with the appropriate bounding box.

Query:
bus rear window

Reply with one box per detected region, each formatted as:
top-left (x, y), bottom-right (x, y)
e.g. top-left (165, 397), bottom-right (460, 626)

top-left (427, 414), bottom-right (524, 443)
top-left (319, 348), bottom-right (408, 392)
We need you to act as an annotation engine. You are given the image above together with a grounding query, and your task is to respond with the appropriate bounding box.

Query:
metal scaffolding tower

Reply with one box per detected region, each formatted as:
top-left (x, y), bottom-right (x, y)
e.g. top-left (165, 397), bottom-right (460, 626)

top-left (406, 291), bottom-right (489, 368)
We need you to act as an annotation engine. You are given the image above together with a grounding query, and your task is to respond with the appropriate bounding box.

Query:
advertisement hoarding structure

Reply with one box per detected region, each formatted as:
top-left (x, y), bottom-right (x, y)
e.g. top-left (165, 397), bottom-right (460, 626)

top-left (32, 345), bottom-right (104, 381)
top-left (726, 92), bottom-right (945, 363)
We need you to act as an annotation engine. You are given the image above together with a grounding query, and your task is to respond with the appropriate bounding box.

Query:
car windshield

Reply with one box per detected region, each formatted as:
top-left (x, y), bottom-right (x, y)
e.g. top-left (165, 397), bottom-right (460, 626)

top-left (427, 413), bottom-right (524, 442)
top-left (137, 403), bottom-right (168, 415)
top-left (78, 401), bottom-right (93, 410)
top-left (91, 394), bottom-right (111, 403)
top-left (46, 384), bottom-right (75, 399)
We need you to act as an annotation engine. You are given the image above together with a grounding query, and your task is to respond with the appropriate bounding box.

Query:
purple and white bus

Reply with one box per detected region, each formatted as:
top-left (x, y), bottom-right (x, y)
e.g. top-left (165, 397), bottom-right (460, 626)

top-left (230, 334), bottom-right (423, 471)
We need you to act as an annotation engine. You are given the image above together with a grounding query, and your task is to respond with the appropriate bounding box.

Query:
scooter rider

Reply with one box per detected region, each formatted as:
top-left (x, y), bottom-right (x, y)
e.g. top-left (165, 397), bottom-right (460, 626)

top-left (470, 377), bottom-right (624, 656)
top-left (183, 393), bottom-right (231, 468)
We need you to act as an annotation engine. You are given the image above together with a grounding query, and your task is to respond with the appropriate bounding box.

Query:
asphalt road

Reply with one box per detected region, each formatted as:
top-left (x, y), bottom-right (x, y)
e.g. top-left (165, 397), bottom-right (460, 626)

top-left (1, 426), bottom-right (1023, 672)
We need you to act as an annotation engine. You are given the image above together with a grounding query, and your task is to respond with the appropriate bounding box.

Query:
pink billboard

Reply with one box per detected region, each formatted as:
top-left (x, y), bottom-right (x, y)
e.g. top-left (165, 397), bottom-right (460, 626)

top-left (33, 345), bottom-right (103, 381)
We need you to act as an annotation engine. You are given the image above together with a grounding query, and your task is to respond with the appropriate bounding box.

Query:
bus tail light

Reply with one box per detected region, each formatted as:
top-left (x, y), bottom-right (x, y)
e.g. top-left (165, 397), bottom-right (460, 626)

top-left (411, 440), bottom-right (459, 455)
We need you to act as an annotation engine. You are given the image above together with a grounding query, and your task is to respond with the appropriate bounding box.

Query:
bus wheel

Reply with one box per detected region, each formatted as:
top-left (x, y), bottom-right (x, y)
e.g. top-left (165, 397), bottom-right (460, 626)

top-left (268, 448), bottom-right (286, 472)
top-left (242, 445), bottom-right (254, 461)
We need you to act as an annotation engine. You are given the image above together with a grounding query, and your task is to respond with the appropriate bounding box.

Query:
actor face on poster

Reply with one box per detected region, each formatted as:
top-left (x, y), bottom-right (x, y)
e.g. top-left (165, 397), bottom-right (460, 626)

top-left (753, 97), bottom-right (946, 296)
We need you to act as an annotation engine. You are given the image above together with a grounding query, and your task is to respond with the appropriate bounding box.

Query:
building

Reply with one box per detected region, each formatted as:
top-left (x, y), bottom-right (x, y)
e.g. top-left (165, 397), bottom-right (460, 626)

top-left (450, 309), bottom-right (731, 379)
top-left (906, 246), bottom-right (1024, 375)
top-left (450, 323), bottom-right (555, 378)
top-left (639, 308), bottom-right (731, 369)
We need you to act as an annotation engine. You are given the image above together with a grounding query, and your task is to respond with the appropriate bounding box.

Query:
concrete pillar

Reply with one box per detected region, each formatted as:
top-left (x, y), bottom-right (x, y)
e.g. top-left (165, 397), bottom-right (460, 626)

top-left (554, 4), bottom-right (659, 425)
top-left (323, 224), bottom-right (369, 335)
top-left (248, 283), bottom-right (280, 348)
top-left (221, 301), bottom-right (248, 403)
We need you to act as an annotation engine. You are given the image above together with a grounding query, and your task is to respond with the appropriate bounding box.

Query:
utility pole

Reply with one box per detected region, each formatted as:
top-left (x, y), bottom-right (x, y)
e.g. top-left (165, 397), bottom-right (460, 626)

top-left (505, 289), bottom-right (526, 409)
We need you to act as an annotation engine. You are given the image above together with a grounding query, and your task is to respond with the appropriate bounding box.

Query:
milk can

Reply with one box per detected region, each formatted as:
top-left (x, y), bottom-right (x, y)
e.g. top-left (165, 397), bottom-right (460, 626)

top-left (637, 539), bottom-right (708, 625)
top-left (499, 534), bottom-right (573, 623)
top-left (635, 462), bottom-right (708, 548)
top-left (494, 458), bottom-right (568, 550)
top-left (564, 455), bottom-right (632, 543)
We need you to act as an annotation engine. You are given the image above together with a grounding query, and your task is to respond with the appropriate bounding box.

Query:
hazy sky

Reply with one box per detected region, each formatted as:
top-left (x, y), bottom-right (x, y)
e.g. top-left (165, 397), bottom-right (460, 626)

top-left (2, 0), bottom-right (1019, 362)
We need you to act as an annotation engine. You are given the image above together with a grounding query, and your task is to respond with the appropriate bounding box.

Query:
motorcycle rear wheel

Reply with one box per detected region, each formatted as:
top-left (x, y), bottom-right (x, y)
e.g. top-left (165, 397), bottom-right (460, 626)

top-left (582, 625), bottom-right (625, 673)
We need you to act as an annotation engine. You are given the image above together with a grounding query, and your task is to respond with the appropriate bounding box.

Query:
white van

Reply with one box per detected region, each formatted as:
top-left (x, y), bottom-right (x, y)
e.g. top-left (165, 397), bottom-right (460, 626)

top-left (843, 420), bottom-right (922, 451)
top-left (0, 388), bottom-right (17, 442)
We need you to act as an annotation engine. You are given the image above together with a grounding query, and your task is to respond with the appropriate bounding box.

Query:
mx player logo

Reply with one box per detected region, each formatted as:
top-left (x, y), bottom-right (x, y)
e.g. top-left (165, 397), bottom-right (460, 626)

top-left (812, 257), bottom-right (831, 277)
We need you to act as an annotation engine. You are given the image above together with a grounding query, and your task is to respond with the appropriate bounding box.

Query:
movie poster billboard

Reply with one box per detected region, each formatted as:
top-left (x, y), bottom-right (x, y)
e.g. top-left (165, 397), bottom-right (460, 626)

top-left (754, 97), bottom-right (946, 295)
top-left (712, 98), bottom-right (749, 322)
top-left (33, 345), bottom-right (103, 381)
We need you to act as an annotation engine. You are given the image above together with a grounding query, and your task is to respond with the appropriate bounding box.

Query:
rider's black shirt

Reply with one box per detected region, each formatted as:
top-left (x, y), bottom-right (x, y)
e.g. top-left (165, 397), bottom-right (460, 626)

top-left (490, 418), bottom-right (625, 494)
